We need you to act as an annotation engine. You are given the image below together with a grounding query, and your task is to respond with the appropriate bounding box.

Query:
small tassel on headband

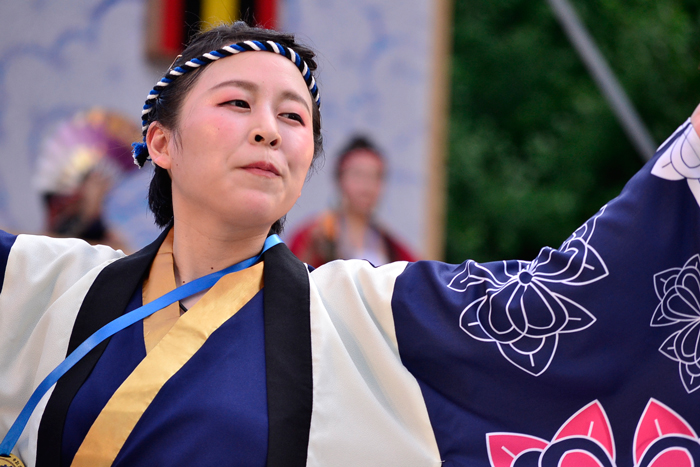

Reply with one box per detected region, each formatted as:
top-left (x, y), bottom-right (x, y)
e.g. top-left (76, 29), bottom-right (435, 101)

top-left (131, 142), bottom-right (149, 167)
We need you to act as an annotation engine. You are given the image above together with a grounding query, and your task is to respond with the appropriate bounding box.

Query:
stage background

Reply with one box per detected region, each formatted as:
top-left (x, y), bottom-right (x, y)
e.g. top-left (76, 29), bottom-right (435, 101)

top-left (0, 0), bottom-right (449, 258)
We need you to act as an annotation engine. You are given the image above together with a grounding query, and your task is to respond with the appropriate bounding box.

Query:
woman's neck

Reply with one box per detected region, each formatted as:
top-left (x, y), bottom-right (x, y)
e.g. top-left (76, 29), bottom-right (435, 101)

top-left (171, 218), bottom-right (269, 286)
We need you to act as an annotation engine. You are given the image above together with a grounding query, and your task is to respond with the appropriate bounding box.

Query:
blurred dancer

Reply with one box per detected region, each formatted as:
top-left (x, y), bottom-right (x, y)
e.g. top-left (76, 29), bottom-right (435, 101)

top-left (290, 136), bottom-right (416, 267)
top-left (33, 108), bottom-right (140, 250)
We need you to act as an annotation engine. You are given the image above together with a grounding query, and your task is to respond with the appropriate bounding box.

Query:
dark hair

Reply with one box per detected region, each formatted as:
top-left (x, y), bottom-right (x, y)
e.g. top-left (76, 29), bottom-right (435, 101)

top-left (147, 22), bottom-right (324, 233)
top-left (334, 135), bottom-right (384, 180)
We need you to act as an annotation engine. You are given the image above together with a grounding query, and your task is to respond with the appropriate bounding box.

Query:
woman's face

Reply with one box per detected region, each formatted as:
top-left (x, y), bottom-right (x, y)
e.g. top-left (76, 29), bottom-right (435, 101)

top-left (153, 51), bottom-right (315, 233)
top-left (338, 150), bottom-right (385, 218)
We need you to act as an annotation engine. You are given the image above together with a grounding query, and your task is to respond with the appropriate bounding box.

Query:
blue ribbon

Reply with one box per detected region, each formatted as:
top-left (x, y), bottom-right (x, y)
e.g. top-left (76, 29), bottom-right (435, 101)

top-left (0, 234), bottom-right (283, 456)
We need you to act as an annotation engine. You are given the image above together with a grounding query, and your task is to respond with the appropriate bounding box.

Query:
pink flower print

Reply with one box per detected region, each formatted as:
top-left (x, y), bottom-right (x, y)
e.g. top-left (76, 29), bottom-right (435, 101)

top-left (633, 399), bottom-right (700, 467)
top-left (487, 400), bottom-right (615, 467)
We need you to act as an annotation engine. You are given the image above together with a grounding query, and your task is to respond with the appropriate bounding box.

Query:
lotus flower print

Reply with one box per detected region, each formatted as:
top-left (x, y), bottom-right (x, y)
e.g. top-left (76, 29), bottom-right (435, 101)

top-left (449, 208), bottom-right (609, 376)
top-left (651, 120), bottom-right (700, 207)
top-left (487, 399), bottom-right (700, 467)
top-left (487, 401), bottom-right (616, 467)
top-left (633, 399), bottom-right (700, 467)
top-left (651, 254), bottom-right (700, 393)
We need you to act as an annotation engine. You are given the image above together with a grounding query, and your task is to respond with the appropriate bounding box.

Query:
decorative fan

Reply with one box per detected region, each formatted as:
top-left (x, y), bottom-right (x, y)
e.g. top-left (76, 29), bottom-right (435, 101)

top-left (33, 108), bottom-right (140, 195)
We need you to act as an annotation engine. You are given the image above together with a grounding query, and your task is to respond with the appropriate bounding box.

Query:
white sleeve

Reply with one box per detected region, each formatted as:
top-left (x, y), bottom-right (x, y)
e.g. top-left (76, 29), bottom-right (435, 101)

top-left (0, 234), bottom-right (124, 465)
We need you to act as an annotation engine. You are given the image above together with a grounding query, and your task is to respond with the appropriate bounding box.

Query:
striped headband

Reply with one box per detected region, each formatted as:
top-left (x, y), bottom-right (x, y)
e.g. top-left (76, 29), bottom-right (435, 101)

top-left (132, 39), bottom-right (321, 168)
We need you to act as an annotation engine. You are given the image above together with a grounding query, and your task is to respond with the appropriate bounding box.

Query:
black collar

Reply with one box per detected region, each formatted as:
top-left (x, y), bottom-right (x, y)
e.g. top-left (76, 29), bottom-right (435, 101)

top-left (262, 243), bottom-right (313, 466)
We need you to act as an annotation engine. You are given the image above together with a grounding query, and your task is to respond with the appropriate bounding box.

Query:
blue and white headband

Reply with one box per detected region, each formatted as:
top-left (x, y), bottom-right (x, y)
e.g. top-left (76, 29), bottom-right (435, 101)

top-left (132, 39), bottom-right (321, 168)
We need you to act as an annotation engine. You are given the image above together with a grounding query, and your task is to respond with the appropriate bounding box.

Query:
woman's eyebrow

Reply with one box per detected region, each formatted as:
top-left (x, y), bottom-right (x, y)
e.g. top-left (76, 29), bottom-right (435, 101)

top-left (211, 79), bottom-right (258, 93)
top-left (279, 90), bottom-right (311, 114)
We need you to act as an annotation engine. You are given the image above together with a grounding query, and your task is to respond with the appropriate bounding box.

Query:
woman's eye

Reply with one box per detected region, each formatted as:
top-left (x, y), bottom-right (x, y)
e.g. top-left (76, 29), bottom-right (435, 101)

top-left (226, 99), bottom-right (249, 109)
top-left (281, 113), bottom-right (304, 125)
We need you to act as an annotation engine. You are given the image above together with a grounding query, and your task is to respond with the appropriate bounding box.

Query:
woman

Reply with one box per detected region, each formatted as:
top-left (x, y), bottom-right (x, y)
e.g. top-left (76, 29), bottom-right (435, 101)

top-left (1, 21), bottom-right (699, 467)
top-left (290, 135), bottom-right (416, 267)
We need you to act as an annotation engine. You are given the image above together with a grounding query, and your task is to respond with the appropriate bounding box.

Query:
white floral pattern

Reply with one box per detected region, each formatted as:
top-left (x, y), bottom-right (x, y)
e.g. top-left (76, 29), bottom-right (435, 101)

top-left (651, 119), bottom-right (700, 207)
top-left (651, 254), bottom-right (700, 393)
top-left (448, 207), bottom-right (609, 376)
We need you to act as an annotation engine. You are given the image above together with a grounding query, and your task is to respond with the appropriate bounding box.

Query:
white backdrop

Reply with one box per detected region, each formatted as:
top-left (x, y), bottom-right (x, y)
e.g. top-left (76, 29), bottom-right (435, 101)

top-left (0, 0), bottom-right (163, 249)
top-left (0, 0), bottom-right (444, 255)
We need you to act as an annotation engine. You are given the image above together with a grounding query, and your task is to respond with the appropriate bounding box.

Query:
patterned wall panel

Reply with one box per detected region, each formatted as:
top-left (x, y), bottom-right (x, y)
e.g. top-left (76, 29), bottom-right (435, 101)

top-left (0, 0), bottom-right (444, 255)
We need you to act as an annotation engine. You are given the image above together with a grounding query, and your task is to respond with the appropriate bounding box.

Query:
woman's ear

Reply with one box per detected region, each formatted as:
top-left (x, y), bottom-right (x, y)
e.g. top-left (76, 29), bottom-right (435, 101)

top-left (146, 122), bottom-right (173, 170)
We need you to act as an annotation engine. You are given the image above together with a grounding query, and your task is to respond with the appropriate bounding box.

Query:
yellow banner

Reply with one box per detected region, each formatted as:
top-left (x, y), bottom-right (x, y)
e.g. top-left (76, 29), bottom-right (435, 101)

top-left (201, 0), bottom-right (239, 30)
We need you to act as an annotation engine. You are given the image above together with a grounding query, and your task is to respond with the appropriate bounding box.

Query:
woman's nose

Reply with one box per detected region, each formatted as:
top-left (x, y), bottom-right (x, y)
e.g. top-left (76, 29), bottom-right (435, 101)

top-left (253, 133), bottom-right (279, 146)
top-left (249, 114), bottom-right (281, 147)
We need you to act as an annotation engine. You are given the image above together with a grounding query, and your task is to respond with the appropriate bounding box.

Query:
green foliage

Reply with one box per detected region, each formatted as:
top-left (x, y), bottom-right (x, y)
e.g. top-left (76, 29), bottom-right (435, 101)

top-left (446, 0), bottom-right (700, 263)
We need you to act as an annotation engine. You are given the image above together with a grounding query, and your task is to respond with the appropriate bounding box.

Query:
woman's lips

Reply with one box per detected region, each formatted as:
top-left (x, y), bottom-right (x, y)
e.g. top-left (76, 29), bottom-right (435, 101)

top-left (242, 161), bottom-right (280, 177)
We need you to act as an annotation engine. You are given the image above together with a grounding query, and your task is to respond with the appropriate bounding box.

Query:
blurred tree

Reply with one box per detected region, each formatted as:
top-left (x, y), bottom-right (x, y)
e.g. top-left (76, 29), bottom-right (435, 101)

top-left (446, 0), bottom-right (700, 263)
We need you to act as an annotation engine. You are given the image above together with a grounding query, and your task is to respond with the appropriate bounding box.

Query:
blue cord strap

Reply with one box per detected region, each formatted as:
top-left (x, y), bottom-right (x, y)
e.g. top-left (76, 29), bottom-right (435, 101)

top-left (0, 235), bottom-right (283, 456)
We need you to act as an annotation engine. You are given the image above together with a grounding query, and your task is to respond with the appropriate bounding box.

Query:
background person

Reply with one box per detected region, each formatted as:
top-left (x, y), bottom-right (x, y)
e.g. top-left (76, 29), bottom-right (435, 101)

top-left (33, 108), bottom-right (140, 251)
top-left (290, 136), bottom-right (416, 267)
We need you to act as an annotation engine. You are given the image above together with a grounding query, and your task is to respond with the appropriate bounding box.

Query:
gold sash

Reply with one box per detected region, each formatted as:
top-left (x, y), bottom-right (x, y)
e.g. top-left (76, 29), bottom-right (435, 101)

top-left (142, 230), bottom-right (180, 353)
top-left (70, 259), bottom-right (264, 466)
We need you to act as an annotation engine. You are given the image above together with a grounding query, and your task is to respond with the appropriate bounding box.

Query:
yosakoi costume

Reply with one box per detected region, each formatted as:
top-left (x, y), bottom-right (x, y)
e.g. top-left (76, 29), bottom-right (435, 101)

top-left (0, 118), bottom-right (698, 467)
top-left (2, 35), bottom-right (700, 467)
